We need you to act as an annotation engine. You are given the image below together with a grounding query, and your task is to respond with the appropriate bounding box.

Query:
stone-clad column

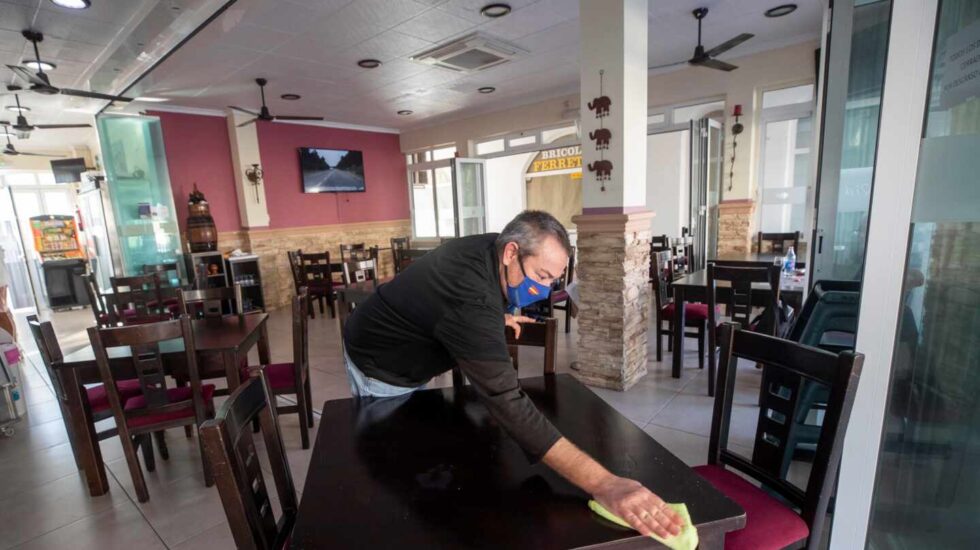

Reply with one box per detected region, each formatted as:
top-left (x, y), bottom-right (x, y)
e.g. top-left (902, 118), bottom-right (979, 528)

top-left (571, 0), bottom-right (651, 391)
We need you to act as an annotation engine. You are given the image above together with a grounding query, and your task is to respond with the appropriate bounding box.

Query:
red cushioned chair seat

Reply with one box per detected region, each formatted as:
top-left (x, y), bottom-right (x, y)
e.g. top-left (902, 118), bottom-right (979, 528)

top-left (86, 378), bottom-right (144, 413)
top-left (242, 363), bottom-right (297, 390)
top-left (123, 384), bottom-right (216, 428)
top-left (97, 312), bottom-right (110, 325)
top-left (693, 465), bottom-right (809, 550)
top-left (551, 290), bottom-right (569, 303)
top-left (661, 302), bottom-right (715, 321)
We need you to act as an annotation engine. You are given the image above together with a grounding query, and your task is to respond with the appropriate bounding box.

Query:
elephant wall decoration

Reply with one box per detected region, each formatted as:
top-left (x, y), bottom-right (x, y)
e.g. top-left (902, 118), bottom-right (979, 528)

top-left (588, 128), bottom-right (612, 150)
top-left (587, 160), bottom-right (613, 180)
top-left (587, 95), bottom-right (611, 118)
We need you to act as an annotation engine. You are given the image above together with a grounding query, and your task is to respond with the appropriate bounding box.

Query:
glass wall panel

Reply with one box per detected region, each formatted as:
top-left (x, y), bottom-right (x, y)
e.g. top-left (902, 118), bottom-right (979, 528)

top-left (867, 1), bottom-right (980, 547)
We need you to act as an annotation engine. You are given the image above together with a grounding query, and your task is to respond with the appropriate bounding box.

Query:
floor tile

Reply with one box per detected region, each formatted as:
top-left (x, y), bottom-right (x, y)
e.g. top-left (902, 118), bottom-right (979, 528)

top-left (171, 521), bottom-right (236, 550)
top-left (13, 501), bottom-right (165, 550)
top-left (135, 473), bottom-right (228, 547)
top-left (0, 442), bottom-right (81, 502)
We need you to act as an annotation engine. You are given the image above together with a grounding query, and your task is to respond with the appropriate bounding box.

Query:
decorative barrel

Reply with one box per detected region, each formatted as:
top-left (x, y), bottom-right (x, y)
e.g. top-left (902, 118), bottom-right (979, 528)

top-left (186, 184), bottom-right (218, 252)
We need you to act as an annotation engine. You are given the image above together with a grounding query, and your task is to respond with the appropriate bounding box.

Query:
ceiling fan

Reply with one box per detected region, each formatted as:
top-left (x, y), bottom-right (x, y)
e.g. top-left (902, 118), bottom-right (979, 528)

top-left (1, 124), bottom-right (62, 157)
top-left (6, 30), bottom-right (133, 103)
top-left (649, 8), bottom-right (754, 72)
top-left (4, 89), bottom-right (91, 138)
top-left (229, 78), bottom-right (324, 127)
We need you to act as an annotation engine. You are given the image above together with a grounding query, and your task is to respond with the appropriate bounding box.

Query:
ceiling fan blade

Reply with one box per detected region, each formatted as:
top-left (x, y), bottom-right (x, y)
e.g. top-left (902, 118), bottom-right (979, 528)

top-left (6, 65), bottom-right (49, 88)
top-left (60, 88), bottom-right (133, 102)
top-left (273, 115), bottom-right (325, 121)
top-left (34, 124), bottom-right (93, 129)
top-left (648, 59), bottom-right (689, 71)
top-left (705, 33), bottom-right (754, 58)
top-left (228, 105), bottom-right (259, 116)
top-left (237, 118), bottom-right (258, 128)
top-left (18, 151), bottom-right (64, 157)
top-left (697, 58), bottom-right (738, 72)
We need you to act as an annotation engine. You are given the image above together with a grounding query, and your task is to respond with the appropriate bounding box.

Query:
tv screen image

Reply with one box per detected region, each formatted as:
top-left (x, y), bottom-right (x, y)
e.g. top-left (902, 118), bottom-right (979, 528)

top-left (299, 148), bottom-right (365, 193)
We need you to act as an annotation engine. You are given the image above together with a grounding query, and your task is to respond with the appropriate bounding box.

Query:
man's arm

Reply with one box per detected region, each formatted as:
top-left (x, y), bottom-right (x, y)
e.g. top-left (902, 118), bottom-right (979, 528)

top-left (543, 438), bottom-right (683, 538)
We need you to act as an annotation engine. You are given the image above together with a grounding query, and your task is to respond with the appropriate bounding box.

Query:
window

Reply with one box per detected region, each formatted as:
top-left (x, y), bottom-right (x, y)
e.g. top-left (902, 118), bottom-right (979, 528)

top-left (757, 84), bottom-right (815, 234)
top-left (475, 138), bottom-right (504, 156)
top-left (431, 146), bottom-right (456, 161)
top-left (672, 100), bottom-right (725, 125)
top-left (508, 135), bottom-right (536, 147)
top-left (406, 145), bottom-right (482, 239)
top-left (540, 124), bottom-right (576, 144)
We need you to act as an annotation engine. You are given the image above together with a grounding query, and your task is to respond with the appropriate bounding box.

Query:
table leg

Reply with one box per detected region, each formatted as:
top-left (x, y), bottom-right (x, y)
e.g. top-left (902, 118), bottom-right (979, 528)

top-left (64, 374), bottom-right (109, 496)
top-left (224, 350), bottom-right (241, 393)
top-left (258, 322), bottom-right (271, 366)
top-left (671, 286), bottom-right (686, 378)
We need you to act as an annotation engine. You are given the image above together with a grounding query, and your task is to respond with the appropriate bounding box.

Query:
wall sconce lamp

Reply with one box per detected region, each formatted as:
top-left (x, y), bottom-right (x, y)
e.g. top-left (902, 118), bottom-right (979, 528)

top-left (728, 104), bottom-right (744, 192)
top-left (245, 163), bottom-right (263, 203)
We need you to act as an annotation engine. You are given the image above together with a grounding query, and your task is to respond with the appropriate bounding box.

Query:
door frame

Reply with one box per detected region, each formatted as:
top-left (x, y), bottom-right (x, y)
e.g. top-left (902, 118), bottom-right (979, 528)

top-left (829, 0), bottom-right (938, 546)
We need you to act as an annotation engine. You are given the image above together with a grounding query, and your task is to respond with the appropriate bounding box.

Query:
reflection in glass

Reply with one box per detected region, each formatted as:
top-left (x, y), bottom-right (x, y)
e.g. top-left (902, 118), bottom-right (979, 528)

top-left (867, 1), bottom-right (980, 547)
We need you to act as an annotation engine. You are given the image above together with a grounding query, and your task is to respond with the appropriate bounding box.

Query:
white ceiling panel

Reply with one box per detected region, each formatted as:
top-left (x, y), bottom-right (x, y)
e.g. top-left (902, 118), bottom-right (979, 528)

top-left (218, 22), bottom-right (294, 53)
top-left (392, 7), bottom-right (477, 43)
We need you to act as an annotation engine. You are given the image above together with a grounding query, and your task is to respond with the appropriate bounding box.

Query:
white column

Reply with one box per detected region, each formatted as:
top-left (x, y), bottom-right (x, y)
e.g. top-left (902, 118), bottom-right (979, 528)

top-left (226, 110), bottom-right (270, 228)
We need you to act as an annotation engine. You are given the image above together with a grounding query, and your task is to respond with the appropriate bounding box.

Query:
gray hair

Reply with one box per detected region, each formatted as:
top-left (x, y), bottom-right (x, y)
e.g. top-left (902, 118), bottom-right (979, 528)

top-left (495, 210), bottom-right (573, 259)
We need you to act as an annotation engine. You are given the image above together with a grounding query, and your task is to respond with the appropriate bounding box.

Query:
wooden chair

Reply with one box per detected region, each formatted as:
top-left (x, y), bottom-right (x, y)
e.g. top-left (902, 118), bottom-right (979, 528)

top-left (652, 250), bottom-right (708, 367)
top-left (87, 316), bottom-right (216, 502)
top-left (178, 285), bottom-right (240, 319)
top-left (27, 315), bottom-right (143, 488)
top-left (110, 273), bottom-right (166, 324)
top-left (342, 257), bottom-right (379, 287)
top-left (243, 290), bottom-right (314, 449)
top-left (390, 236), bottom-right (412, 274)
top-left (705, 263), bottom-right (781, 397)
top-left (142, 262), bottom-right (182, 314)
top-left (286, 250), bottom-right (304, 295)
top-left (651, 234), bottom-right (670, 251)
top-left (505, 318), bottom-right (558, 375)
top-left (541, 247), bottom-right (575, 333)
top-left (82, 273), bottom-right (112, 328)
top-left (201, 371), bottom-right (298, 550)
top-left (340, 243), bottom-right (369, 264)
top-left (694, 322), bottom-right (863, 550)
top-left (298, 251), bottom-right (343, 319)
top-left (758, 231), bottom-right (801, 255)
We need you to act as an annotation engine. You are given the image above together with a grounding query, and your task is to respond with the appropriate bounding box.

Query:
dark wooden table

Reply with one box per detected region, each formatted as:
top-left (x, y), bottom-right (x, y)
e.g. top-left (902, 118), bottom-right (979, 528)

top-left (291, 374), bottom-right (744, 549)
top-left (707, 252), bottom-right (806, 269)
top-left (670, 270), bottom-right (805, 378)
top-left (58, 314), bottom-right (270, 496)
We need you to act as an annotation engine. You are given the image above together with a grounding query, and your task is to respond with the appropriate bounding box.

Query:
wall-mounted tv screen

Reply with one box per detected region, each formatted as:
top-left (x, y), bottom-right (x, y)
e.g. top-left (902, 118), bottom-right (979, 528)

top-left (299, 147), bottom-right (365, 193)
top-left (50, 157), bottom-right (87, 184)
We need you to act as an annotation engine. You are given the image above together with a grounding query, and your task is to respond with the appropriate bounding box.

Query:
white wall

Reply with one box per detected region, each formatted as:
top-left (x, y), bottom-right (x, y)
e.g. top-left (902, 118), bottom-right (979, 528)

top-left (646, 130), bottom-right (689, 237)
top-left (485, 152), bottom-right (534, 233)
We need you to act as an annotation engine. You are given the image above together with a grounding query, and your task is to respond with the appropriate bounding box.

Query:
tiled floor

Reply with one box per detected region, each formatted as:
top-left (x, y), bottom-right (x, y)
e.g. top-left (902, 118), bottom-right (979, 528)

top-left (0, 305), bottom-right (786, 549)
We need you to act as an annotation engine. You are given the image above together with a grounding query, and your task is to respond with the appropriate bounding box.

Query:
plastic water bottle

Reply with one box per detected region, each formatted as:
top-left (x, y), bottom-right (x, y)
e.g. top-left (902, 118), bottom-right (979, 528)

top-left (783, 247), bottom-right (796, 274)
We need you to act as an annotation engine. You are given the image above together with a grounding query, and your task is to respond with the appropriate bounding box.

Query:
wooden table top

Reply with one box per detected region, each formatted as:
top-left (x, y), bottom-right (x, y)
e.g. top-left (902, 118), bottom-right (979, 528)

top-left (672, 269), bottom-right (806, 294)
top-left (60, 313), bottom-right (269, 367)
top-left (707, 252), bottom-right (807, 269)
top-left (290, 374), bottom-right (744, 549)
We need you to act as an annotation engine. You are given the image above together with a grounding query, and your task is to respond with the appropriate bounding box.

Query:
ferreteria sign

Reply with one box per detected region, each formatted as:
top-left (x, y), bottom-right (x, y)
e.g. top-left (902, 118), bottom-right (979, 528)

top-left (528, 145), bottom-right (583, 175)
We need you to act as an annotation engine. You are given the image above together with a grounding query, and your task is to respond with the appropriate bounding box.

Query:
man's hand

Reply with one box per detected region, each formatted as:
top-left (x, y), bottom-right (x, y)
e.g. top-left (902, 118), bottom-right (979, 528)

top-left (504, 314), bottom-right (536, 339)
top-left (592, 475), bottom-right (683, 539)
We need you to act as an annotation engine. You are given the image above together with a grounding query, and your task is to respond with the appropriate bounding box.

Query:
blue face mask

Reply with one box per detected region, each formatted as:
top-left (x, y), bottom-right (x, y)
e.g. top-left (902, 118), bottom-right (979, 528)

top-left (506, 257), bottom-right (552, 310)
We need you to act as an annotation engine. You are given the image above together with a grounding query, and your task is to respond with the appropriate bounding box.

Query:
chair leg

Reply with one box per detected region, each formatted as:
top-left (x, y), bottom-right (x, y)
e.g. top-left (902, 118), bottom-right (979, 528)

top-left (656, 325), bottom-right (663, 363)
top-left (153, 431), bottom-right (169, 461)
top-left (140, 433), bottom-right (156, 472)
top-left (318, 296), bottom-right (325, 315)
top-left (564, 307), bottom-right (571, 334)
top-left (296, 387), bottom-right (310, 450)
top-left (697, 322), bottom-right (705, 370)
top-left (305, 377), bottom-right (314, 428)
top-left (198, 430), bottom-right (214, 487)
top-left (667, 321), bottom-right (674, 352)
top-left (122, 434), bottom-right (150, 502)
top-left (707, 324), bottom-right (716, 397)
top-left (174, 378), bottom-right (194, 438)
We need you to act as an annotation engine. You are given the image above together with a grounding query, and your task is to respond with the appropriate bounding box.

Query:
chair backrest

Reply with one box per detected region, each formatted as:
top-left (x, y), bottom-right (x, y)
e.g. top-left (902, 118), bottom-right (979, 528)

top-left (26, 315), bottom-right (67, 401)
top-left (706, 263), bottom-right (781, 334)
top-left (291, 290), bottom-right (309, 380)
top-left (298, 251), bottom-right (332, 284)
top-left (340, 243), bottom-right (367, 264)
top-left (342, 258), bottom-right (378, 287)
top-left (178, 285), bottom-right (240, 319)
top-left (82, 273), bottom-right (111, 327)
top-left (142, 262), bottom-right (180, 287)
top-left (201, 372), bottom-right (298, 550)
top-left (758, 231), bottom-right (801, 255)
top-left (390, 237), bottom-right (412, 274)
top-left (788, 280), bottom-right (861, 352)
top-left (708, 323), bottom-right (863, 548)
top-left (286, 250), bottom-right (304, 292)
top-left (87, 316), bottom-right (205, 430)
top-left (505, 318), bottom-right (558, 375)
top-left (553, 246), bottom-right (576, 291)
top-left (651, 234), bottom-right (670, 251)
top-left (110, 273), bottom-right (163, 317)
top-left (650, 249), bottom-right (673, 311)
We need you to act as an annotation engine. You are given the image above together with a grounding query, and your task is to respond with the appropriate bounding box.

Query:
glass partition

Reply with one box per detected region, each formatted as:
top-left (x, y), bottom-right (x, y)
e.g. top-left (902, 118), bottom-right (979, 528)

top-left (867, 1), bottom-right (980, 546)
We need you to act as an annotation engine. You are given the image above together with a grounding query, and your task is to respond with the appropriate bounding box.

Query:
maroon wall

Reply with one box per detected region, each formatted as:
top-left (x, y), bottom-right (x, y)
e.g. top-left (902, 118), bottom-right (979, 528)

top-left (255, 122), bottom-right (408, 228)
top-left (154, 111), bottom-right (242, 232)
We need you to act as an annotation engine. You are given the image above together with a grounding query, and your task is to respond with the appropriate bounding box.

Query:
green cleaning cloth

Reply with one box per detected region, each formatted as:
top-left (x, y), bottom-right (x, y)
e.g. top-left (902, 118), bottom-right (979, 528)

top-left (588, 500), bottom-right (699, 550)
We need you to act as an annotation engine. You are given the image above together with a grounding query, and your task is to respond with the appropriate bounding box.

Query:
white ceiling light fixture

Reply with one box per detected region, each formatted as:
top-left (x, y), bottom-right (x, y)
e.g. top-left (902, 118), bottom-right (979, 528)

top-left (765, 4), bottom-right (797, 17)
top-left (23, 60), bottom-right (56, 71)
top-left (480, 3), bottom-right (511, 18)
top-left (5, 105), bottom-right (30, 112)
top-left (134, 97), bottom-right (169, 102)
top-left (411, 33), bottom-right (527, 73)
top-left (49, 0), bottom-right (91, 9)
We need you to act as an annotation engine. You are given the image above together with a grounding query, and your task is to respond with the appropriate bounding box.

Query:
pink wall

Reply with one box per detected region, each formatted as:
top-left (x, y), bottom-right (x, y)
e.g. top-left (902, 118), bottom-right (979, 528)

top-left (255, 122), bottom-right (408, 228)
top-left (153, 111), bottom-right (242, 232)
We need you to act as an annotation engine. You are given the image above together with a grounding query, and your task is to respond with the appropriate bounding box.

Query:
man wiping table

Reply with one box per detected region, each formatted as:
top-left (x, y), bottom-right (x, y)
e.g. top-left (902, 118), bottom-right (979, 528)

top-left (343, 210), bottom-right (684, 540)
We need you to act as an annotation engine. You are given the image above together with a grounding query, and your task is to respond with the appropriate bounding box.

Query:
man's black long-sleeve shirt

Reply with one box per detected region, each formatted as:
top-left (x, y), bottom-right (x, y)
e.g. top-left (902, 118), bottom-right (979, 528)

top-left (343, 233), bottom-right (561, 462)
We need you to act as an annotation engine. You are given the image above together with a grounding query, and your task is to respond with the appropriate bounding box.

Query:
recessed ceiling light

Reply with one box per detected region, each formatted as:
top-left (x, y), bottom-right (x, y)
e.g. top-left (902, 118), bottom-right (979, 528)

top-left (5, 105), bottom-right (30, 112)
top-left (480, 3), bottom-right (511, 18)
top-left (0, 130), bottom-right (14, 137)
top-left (23, 60), bottom-right (56, 71)
top-left (280, 93), bottom-right (301, 100)
top-left (397, 110), bottom-right (413, 115)
top-left (765, 4), bottom-right (797, 17)
top-left (134, 96), bottom-right (168, 102)
top-left (477, 86), bottom-right (496, 94)
top-left (49, 0), bottom-right (91, 9)
top-left (357, 59), bottom-right (382, 69)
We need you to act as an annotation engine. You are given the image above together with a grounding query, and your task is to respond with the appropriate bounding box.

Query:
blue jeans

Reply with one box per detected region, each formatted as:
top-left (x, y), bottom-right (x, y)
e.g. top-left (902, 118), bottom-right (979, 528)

top-left (344, 349), bottom-right (427, 398)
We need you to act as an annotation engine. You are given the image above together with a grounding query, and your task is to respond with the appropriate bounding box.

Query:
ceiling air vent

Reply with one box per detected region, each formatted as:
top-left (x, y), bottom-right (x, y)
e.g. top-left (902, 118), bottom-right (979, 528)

top-left (410, 33), bottom-right (527, 73)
